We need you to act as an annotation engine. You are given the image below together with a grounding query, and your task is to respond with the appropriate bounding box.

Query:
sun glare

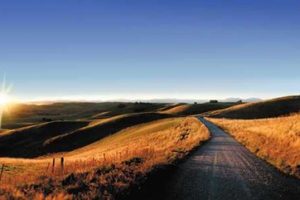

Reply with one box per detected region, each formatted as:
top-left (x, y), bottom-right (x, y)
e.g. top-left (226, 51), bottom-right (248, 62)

top-left (0, 76), bottom-right (12, 107)
top-left (0, 93), bottom-right (9, 106)
top-left (0, 77), bottom-right (12, 129)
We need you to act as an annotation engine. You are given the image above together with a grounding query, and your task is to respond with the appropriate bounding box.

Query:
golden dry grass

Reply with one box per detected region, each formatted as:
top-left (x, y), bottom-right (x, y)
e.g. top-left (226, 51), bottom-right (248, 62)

top-left (0, 112), bottom-right (170, 158)
top-left (160, 105), bottom-right (191, 114)
top-left (208, 95), bottom-right (300, 119)
top-left (208, 114), bottom-right (300, 178)
top-left (0, 117), bottom-right (210, 199)
top-left (160, 102), bottom-right (239, 116)
top-left (44, 112), bottom-right (170, 154)
top-left (2, 102), bottom-right (168, 129)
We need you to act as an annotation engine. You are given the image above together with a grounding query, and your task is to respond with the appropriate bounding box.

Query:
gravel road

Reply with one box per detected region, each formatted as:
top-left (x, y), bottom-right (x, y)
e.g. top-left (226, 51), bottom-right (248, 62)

top-left (130, 117), bottom-right (300, 200)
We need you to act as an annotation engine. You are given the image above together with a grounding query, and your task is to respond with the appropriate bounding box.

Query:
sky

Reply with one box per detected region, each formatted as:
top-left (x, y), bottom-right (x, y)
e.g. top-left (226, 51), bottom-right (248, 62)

top-left (0, 0), bottom-right (299, 102)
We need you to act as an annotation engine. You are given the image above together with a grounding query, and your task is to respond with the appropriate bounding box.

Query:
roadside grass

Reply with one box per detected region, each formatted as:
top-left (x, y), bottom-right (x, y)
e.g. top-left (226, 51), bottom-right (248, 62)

top-left (0, 117), bottom-right (210, 199)
top-left (208, 114), bottom-right (300, 178)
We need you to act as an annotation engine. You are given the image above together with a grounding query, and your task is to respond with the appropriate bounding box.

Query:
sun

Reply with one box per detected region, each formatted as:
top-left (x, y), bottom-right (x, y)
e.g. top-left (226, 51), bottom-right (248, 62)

top-left (0, 93), bottom-right (9, 106)
top-left (0, 76), bottom-right (12, 108)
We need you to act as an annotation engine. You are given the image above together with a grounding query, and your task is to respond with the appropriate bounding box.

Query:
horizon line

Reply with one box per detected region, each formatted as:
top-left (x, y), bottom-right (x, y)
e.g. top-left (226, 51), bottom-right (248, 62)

top-left (10, 96), bottom-right (265, 104)
top-left (12, 93), bottom-right (300, 103)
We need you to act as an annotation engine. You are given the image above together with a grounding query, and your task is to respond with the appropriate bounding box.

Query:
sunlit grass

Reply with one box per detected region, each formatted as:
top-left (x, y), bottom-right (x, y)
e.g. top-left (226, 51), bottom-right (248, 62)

top-left (0, 117), bottom-right (210, 199)
top-left (208, 114), bottom-right (300, 178)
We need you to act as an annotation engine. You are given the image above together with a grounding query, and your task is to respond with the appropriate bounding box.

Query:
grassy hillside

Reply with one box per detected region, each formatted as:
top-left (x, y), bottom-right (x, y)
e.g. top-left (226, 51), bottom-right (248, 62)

top-left (2, 102), bottom-right (168, 129)
top-left (0, 99), bottom-right (236, 159)
top-left (0, 113), bottom-right (170, 158)
top-left (0, 121), bottom-right (89, 158)
top-left (64, 117), bottom-right (204, 159)
top-left (209, 115), bottom-right (300, 178)
top-left (161, 102), bottom-right (239, 115)
top-left (160, 104), bottom-right (190, 114)
top-left (0, 117), bottom-right (210, 200)
top-left (2, 101), bottom-right (240, 129)
top-left (208, 95), bottom-right (300, 119)
top-left (44, 112), bottom-right (171, 154)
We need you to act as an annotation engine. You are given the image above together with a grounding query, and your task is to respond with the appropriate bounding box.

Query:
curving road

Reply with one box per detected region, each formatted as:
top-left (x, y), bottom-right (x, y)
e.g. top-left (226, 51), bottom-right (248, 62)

top-left (130, 117), bottom-right (300, 200)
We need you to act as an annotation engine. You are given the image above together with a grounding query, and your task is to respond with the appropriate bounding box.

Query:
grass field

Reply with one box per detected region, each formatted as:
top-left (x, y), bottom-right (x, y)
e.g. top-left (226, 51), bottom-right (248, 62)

top-left (0, 112), bottom-right (170, 158)
top-left (160, 102), bottom-right (240, 115)
top-left (4, 97), bottom-right (299, 199)
top-left (0, 117), bottom-right (210, 199)
top-left (2, 101), bottom-right (239, 129)
top-left (207, 96), bottom-right (300, 119)
top-left (1, 102), bottom-right (168, 129)
top-left (0, 121), bottom-right (90, 158)
top-left (208, 114), bottom-right (300, 178)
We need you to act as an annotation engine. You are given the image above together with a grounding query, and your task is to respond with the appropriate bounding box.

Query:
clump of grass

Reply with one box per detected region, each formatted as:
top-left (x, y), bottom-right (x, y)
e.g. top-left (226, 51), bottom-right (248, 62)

top-left (208, 114), bottom-right (300, 178)
top-left (0, 117), bottom-right (210, 199)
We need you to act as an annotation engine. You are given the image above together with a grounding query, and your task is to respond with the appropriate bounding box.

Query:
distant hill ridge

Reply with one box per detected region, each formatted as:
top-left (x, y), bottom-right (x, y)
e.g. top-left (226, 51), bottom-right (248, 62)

top-left (207, 95), bottom-right (300, 119)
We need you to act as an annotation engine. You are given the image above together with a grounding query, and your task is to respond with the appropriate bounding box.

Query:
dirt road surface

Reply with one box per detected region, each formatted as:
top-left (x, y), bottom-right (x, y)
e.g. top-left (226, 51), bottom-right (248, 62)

top-left (129, 117), bottom-right (300, 200)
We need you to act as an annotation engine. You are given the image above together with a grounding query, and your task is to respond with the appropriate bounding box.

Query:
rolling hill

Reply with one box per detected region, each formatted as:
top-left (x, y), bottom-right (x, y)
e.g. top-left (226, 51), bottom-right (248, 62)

top-left (2, 102), bottom-right (168, 129)
top-left (0, 100), bottom-right (239, 158)
top-left (0, 112), bottom-right (170, 158)
top-left (207, 95), bottom-right (300, 119)
top-left (44, 112), bottom-right (171, 154)
top-left (161, 102), bottom-right (240, 115)
top-left (0, 121), bottom-right (89, 158)
top-left (0, 117), bottom-right (210, 200)
top-left (64, 117), bottom-right (210, 160)
top-left (2, 101), bottom-right (241, 129)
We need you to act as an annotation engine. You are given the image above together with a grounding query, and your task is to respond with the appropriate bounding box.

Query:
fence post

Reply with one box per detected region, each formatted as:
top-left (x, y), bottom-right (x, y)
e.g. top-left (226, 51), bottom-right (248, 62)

top-left (46, 162), bottom-right (50, 173)
top-left (61, 157), bottom-right (64, 175)
top-left (52, 158), bottom-right (55, 174)
top-left (0, 164), bottom-right (5, 182)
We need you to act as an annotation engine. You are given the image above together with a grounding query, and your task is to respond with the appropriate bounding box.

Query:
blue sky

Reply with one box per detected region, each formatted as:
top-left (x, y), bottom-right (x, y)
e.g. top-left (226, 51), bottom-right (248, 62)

top-left (0, 0), bottom-right (299, 101)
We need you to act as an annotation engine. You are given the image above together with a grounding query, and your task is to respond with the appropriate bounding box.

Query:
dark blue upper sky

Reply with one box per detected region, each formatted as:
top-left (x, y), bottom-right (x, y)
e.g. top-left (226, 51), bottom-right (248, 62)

top-left (0, 0), bottom-right (299, 101)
